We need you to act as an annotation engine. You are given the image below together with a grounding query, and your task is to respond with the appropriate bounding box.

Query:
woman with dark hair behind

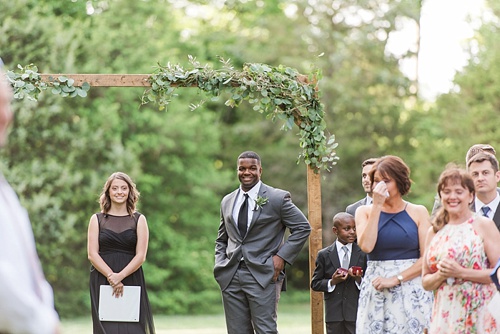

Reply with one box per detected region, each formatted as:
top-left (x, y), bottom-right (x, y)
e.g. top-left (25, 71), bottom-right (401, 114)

top-left (423, 166), bottom-right (500, 333)
top-left (87, 172), bottom-right (155, 333)
top-left (355, 155), bottom-right (433, 334)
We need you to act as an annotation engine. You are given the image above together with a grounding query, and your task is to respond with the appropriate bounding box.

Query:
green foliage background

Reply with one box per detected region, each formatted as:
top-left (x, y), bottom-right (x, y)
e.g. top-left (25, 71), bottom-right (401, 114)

top-left (1, 0), bottom-right (499, 318)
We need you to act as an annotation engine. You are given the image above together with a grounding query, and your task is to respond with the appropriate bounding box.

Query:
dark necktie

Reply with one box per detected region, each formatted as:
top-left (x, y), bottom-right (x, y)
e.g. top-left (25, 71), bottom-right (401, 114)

top-left (481, 206), bottom-right (491, 217)
top-left (238, 194), bottom-right (249, 237)
top-left (341, 245), bottom-right (349, 269)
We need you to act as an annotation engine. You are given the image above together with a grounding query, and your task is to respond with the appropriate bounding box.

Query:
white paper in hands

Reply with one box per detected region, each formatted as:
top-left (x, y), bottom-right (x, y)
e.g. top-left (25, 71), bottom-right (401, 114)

top-left (99, 285), bottom-right (141, 322)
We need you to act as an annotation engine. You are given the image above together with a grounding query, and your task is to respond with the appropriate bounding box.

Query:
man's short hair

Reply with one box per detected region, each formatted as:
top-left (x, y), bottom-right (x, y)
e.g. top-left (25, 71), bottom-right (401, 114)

top-left (362, 158), bottom-right (377, 168)
top-left (467, 151), bottom-right (499, 172)
top-left (465, 144), bottom-right (496, 165)
top-left (237, 151), bottom-right (261, 164)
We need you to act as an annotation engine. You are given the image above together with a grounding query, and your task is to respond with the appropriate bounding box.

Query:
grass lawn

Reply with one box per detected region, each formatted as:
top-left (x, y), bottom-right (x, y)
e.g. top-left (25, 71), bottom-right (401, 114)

top-left (61, 300), bottom-right (315, 333)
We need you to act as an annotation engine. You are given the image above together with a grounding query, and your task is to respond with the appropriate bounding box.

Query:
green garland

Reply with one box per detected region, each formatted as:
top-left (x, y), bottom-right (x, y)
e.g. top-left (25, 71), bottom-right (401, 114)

top-left (142, 56), bottom-right (338, 171)
top-left (6, 58), bottom-right (337, 171)
top-left (6, 64), bottom-right (90, 100)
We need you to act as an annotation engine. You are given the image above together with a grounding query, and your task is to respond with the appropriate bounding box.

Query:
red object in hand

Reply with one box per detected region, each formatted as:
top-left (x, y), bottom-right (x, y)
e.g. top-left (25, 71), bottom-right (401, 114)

top-left (350, 266), bottom-right (362, 275)
top-left (337, 268), bottom-right (349, 275)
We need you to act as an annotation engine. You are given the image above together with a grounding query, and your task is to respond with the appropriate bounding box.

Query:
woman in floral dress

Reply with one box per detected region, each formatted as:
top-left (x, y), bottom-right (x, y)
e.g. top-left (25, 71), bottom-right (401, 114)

top-left (423, 167), bottom-right (500, 333)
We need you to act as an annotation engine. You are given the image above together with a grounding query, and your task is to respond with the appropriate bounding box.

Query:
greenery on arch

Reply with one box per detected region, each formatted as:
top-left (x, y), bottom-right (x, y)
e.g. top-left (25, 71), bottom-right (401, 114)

top-left (7, 57), bottom-right (338, 171)
top-left (6, 64), bottom-right (90, 101)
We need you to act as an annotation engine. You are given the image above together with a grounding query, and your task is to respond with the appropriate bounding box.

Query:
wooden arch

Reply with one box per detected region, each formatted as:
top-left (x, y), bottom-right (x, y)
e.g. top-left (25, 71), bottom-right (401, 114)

top-left (37, 73), bottom-right (326, 334)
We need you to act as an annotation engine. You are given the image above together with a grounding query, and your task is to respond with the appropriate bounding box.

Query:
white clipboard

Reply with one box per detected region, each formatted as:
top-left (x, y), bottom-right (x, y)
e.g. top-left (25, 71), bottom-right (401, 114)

top-left (98, 285), bottom-right (141, 322)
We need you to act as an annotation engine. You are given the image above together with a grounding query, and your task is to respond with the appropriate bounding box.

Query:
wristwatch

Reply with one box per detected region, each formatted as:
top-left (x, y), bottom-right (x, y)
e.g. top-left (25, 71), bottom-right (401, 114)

top-left (397, 274), bottom-right (404, 285)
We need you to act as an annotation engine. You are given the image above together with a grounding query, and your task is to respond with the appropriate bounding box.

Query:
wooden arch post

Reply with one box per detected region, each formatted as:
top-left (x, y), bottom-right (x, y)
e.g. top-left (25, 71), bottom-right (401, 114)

top-left (307, 167), bottom-right (324, 334)
top-left (39, 73), bottom-right (325, 334)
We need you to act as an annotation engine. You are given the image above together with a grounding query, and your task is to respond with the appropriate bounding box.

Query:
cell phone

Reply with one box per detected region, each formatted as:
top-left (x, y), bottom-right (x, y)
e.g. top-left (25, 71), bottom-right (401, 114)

top-left (350, 266), bottom-right (362, 275)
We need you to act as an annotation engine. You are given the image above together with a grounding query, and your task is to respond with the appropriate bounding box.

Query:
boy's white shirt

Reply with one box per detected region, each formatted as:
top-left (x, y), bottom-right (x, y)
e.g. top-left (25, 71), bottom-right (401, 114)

top-left (327, 240), bottom-right (362, 292)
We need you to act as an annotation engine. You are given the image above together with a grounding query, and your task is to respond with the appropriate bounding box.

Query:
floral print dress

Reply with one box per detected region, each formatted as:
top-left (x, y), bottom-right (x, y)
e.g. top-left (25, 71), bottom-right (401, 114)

top-left (356, 209), bottom-right (433, 334)
top-left (426, 216), bottom-right (498, 334)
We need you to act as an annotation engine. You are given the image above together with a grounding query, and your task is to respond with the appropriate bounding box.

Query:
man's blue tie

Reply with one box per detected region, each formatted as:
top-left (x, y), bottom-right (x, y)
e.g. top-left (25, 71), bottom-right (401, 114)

top-left (481, 206), bottom-right (491, 217)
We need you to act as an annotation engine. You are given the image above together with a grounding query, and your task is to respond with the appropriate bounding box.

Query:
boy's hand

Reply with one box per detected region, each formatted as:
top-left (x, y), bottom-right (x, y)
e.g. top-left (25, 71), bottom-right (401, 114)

top-left (349, 266), bottom-right (363, 277)
top-left (330, 268), bottom-right (349, 285)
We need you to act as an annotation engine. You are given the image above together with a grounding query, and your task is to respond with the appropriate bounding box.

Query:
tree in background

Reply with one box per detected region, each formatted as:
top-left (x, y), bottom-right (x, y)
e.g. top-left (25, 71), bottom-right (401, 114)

top-left (1, 0), bottom-right (232, 316)
top-left (1, 0), bottom-right (498, 318)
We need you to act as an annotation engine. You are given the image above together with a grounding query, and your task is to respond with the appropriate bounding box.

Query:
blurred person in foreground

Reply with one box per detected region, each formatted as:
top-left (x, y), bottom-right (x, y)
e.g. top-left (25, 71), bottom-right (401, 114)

top-left (346, 158), bottom-right (377, 216)
top-left (214, 151), bottom-right (311, 334)
top-left (423, 166), bottom-right (500, 333)
top-left (355, 155), bottom-right (433, 334)
top-left (0, 64), bottom-right (60, 333)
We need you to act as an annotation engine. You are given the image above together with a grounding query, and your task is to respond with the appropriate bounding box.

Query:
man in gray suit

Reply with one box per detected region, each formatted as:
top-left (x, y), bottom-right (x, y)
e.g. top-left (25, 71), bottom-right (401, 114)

top-left (214, 151), bottom-right (311, 334)
top-left (346, 158), bottom-right (377, 216)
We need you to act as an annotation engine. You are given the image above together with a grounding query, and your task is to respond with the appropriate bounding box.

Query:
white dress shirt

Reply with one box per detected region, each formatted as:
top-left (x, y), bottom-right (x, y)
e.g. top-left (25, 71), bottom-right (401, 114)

top-left (327, 241), bottom-right (361, 292)
top-left (0, 175), bottom-right (59, 334)
top-left (475, 192), bottom-right (500, 219)
top-left (232, 181), bottom-right (261, 229)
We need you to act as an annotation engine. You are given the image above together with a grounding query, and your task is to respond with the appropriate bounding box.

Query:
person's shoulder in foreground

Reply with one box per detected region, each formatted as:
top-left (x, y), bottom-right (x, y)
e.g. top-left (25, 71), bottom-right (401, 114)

top-left (0, 62), bottom-right (60, 334)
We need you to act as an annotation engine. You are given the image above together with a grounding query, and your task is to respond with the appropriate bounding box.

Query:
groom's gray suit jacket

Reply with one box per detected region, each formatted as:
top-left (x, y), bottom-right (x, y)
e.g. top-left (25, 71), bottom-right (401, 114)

top-left (214, 182), bottom-right (311, 291)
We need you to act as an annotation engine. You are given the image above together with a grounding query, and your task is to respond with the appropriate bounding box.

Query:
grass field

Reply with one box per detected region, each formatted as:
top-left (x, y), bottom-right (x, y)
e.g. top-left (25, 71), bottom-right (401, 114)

top-left (61, 301), bottom-right (316, 333)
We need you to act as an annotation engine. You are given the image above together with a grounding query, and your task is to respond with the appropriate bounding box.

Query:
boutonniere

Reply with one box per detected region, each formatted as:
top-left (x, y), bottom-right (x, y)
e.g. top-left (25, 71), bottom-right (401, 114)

top-left (253, 195), bottom-right (269, 211)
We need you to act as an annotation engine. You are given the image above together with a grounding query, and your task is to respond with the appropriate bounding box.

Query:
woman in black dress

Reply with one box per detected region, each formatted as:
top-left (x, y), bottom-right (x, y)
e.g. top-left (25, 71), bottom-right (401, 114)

top-left (87, 172), bottom-right (155, 334)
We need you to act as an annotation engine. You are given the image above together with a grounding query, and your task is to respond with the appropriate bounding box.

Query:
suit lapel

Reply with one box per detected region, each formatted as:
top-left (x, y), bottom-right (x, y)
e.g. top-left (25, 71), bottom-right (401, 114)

top-left (471, 201), bottom-right (500, 231)
top-left (350, 244), bottom-right (362, 267)
top-left (225, 190), bottom-right (240, 233)
top-left (328, 244), bottom-right (341, 269)
top-left (247, 184), bottom-right (266, 232)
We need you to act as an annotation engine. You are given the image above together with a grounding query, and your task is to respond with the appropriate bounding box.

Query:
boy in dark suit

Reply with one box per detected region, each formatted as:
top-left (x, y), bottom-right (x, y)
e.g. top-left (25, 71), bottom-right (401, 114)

top-left (311, 212), bottom-right (366, 334)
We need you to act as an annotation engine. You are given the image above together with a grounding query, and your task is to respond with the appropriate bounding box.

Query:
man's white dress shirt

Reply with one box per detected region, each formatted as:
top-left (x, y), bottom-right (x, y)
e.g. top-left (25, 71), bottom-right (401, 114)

top-left (475, 192), bottom-right (500, 219)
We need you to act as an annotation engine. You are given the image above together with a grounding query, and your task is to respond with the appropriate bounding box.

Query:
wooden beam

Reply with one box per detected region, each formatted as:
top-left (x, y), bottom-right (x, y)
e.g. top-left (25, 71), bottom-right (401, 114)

top-left (38, 72), bottom-right (326, 333)
top-left (40, 74), bottom-right (151, 87)
top-left (307, 167), bottom-right (324, 334)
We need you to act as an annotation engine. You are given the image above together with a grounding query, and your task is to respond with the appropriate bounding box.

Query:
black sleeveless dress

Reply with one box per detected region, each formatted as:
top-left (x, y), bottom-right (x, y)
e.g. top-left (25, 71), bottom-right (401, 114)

top-left (89, 212), bottom-right (155, 334)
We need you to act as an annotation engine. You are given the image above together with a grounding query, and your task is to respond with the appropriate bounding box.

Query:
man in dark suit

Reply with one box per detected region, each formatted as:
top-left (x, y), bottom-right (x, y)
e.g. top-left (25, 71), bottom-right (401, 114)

top-left (311, 212), bottom-right (366, 334)
top-left (214, 151), bottom-right (311, 334)
top-left (467, 152), bottom-right (500, 231)
top-left (346, 158), bottom-right (377, 216)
